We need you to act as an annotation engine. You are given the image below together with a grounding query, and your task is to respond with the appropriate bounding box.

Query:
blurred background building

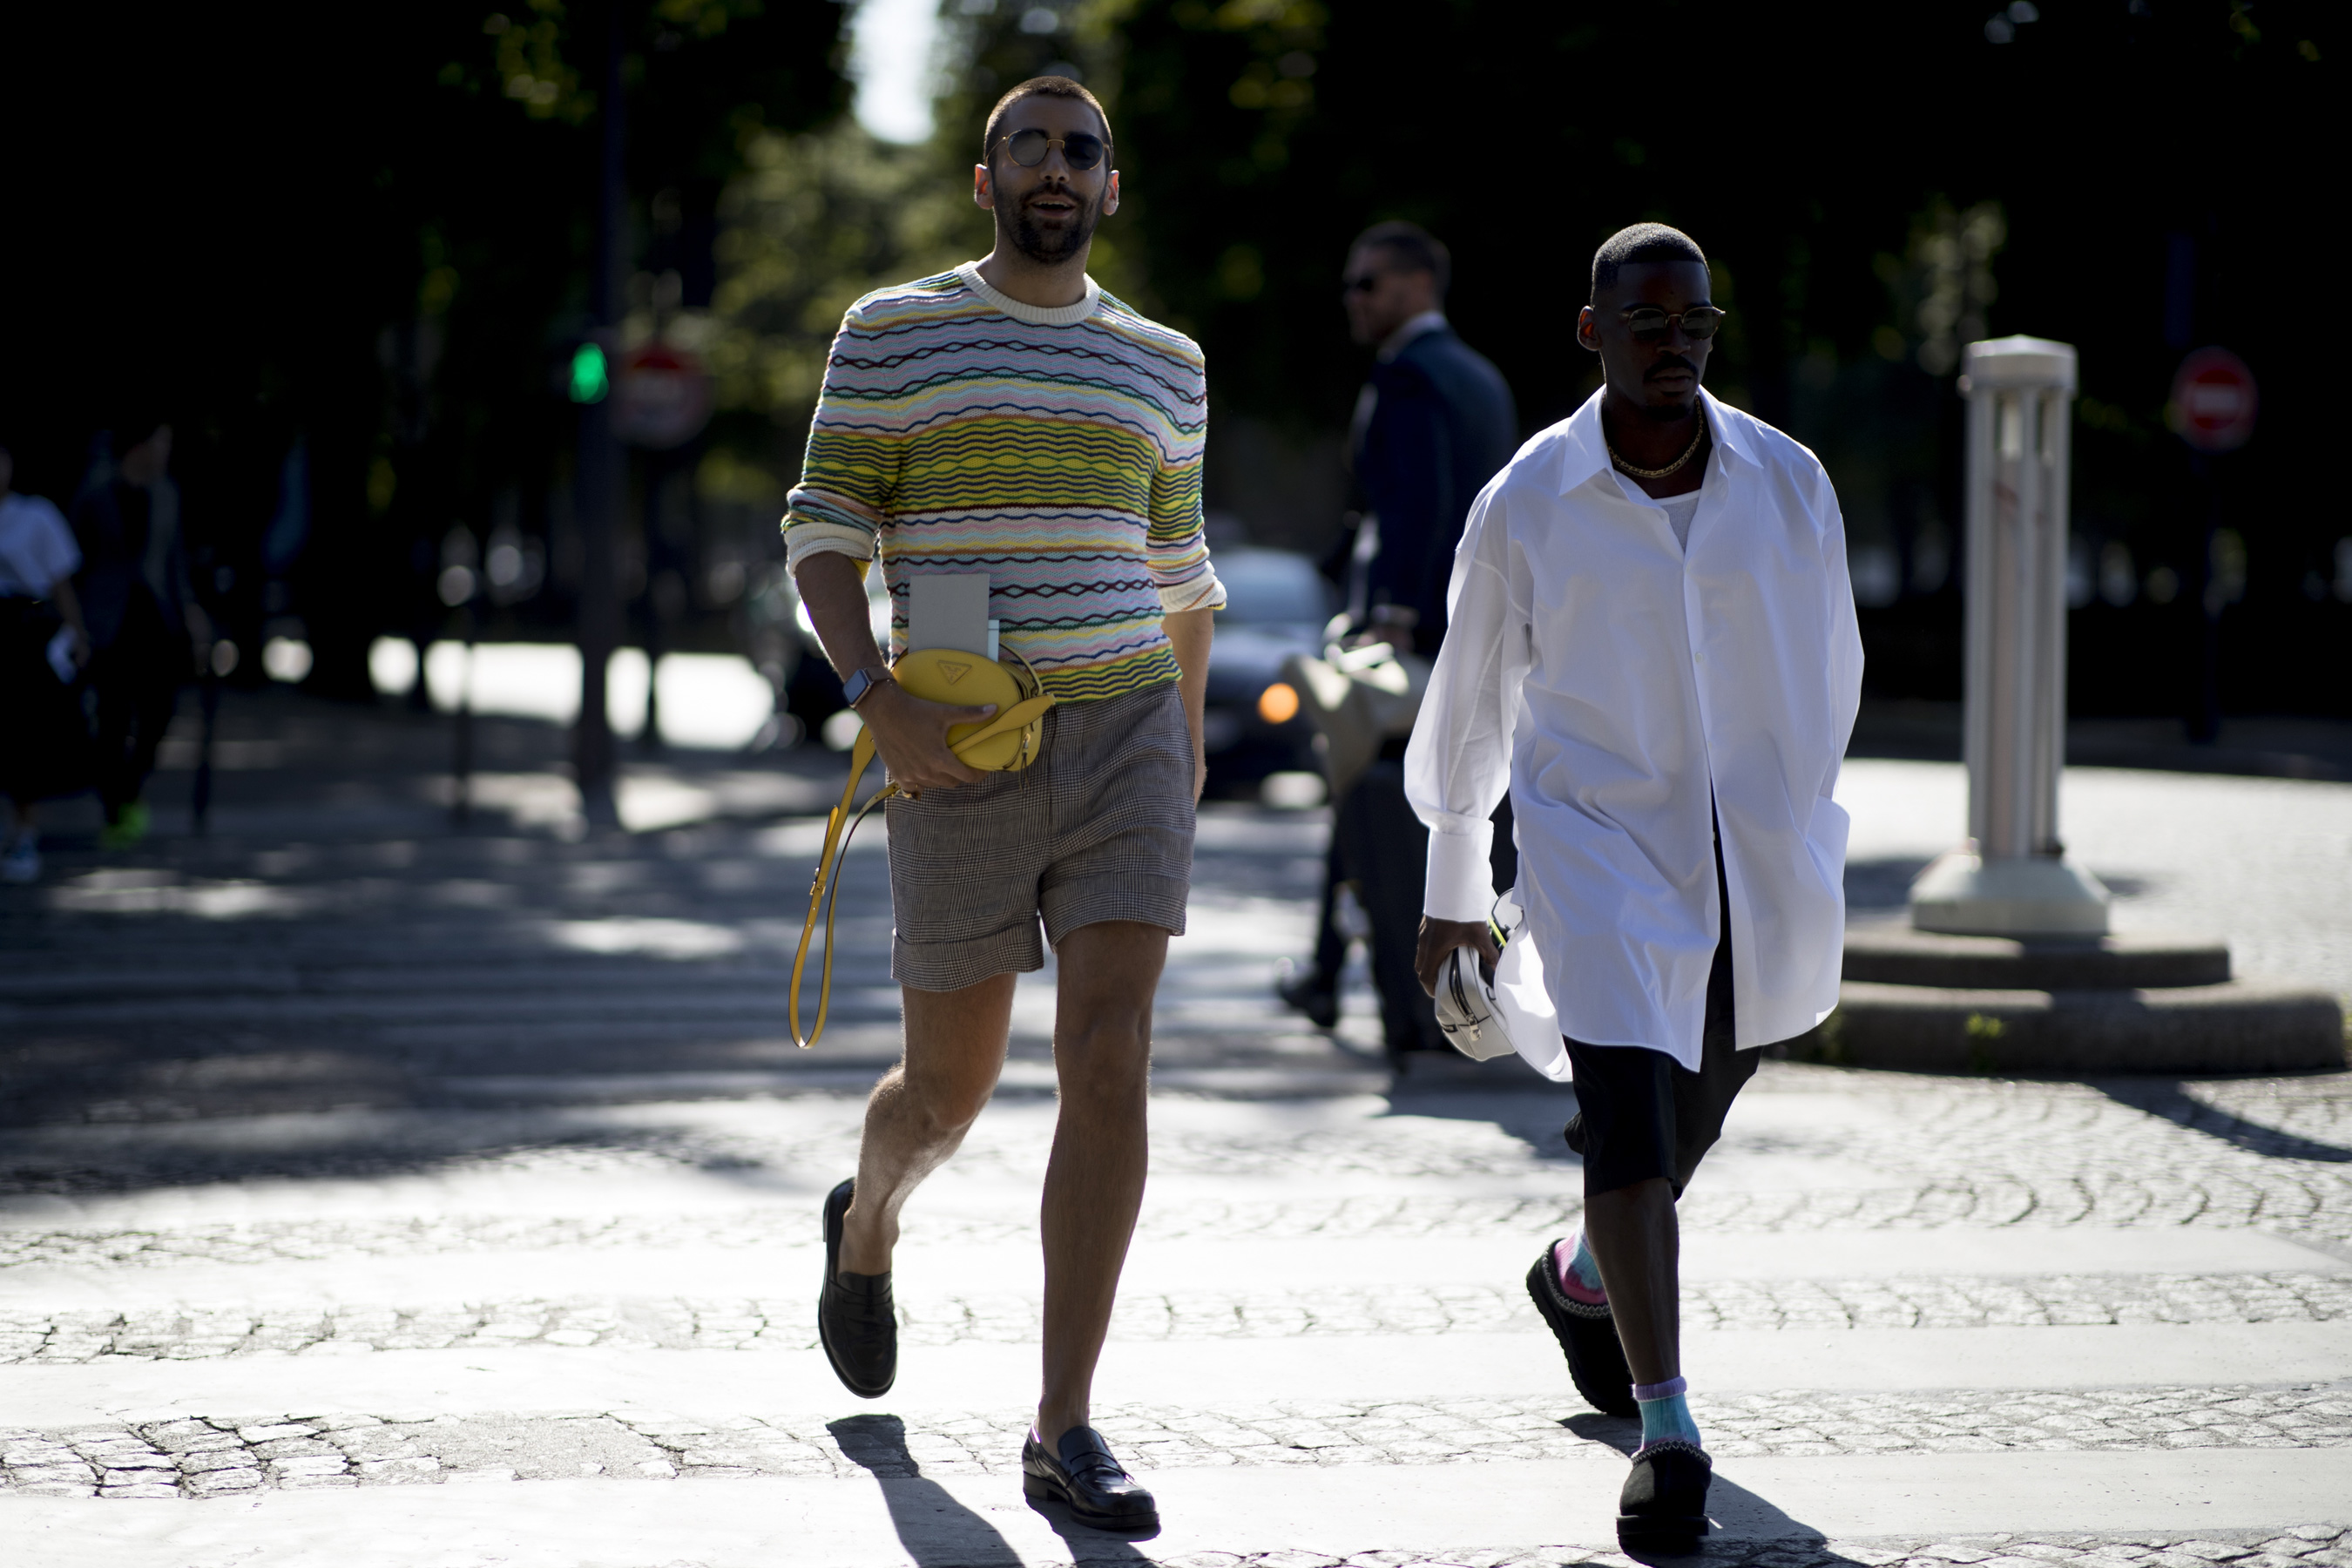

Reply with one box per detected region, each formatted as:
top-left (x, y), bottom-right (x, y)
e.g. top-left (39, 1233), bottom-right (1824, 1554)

top-left (1, 0), bottom-right (2337, 761)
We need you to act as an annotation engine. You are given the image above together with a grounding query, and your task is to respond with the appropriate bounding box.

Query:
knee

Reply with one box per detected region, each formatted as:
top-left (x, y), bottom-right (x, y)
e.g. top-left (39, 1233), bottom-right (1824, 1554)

top-left (901, 1069), bottom-right (995, 1137)
top-left (1053, 1020), bottom-right (1150, 1104)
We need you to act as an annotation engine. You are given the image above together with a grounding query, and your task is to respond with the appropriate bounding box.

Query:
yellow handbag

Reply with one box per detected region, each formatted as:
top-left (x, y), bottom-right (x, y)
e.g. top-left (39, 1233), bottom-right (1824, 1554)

top-left (787, 647), bottom-right (1056, 1049)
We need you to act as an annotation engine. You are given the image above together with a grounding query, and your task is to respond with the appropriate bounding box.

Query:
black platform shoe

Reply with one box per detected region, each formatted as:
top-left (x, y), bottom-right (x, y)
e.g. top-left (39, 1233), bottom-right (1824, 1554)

top-left (1618, 1439), bottom-right (1712, 1553)
top-left (1022, 1425), bottom-right (1159, 1535)
top-left (818, 1178), bottom-right (896, 1398)
top-left (1524, 1240), bottom-right (1638, 1417)
top-left (1275, 963), bottom-right (1340, 1029)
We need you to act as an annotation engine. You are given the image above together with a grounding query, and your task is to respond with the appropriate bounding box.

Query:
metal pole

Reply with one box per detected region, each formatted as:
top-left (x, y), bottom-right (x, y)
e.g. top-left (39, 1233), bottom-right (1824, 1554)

top-left (573, 0), bottom-right (625, 828)
top-left (1910, 335), bottom-right (2108, 937)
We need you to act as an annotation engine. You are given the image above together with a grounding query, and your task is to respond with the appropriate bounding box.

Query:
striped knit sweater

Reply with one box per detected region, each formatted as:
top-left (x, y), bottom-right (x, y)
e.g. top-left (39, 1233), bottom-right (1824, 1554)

top-left (782, 260), bottom-right (1223, 703)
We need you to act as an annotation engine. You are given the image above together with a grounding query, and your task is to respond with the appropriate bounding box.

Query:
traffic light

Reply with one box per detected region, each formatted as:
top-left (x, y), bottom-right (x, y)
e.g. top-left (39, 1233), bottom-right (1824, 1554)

top-left (568, 342), bottom-right (610, 404)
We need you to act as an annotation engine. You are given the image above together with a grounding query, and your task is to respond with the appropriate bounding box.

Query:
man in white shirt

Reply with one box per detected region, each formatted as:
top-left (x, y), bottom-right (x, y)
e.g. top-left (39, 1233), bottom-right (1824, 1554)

top-left (1407, 224), bottom-right (1862, 1552)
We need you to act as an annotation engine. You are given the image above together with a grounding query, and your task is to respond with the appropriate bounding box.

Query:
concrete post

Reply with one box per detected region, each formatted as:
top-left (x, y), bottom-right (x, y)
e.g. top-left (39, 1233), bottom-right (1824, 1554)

top-left (1909, 336), bottom-right (2111, 936)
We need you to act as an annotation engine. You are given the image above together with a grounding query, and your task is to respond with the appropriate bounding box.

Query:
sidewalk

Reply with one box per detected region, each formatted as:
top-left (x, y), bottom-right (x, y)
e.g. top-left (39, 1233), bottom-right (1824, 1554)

top-left (3, 688), bottom-right (2347, 1565)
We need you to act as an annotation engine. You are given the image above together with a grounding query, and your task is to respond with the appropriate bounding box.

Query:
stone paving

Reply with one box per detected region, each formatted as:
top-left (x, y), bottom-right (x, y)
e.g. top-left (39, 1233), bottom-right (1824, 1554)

top-left (2, 694), bottom-right (2348, 1562)
top-left (7, 1385), bottom-right (2350, 1499)
top-left (3, 1272), bottom-right (2348, 1363)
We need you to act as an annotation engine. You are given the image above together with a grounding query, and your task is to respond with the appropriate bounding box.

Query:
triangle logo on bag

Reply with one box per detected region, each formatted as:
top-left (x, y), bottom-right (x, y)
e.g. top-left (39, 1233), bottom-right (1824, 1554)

top-left (937, 660), bottom-right (971, 685)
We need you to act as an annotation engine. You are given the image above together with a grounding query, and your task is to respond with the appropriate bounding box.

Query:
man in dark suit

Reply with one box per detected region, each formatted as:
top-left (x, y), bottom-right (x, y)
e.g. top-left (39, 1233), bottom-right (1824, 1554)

top-left (72, 418), bottom-right (203, 849)
top-left (1281, 221), bottom-right (1518, 1057)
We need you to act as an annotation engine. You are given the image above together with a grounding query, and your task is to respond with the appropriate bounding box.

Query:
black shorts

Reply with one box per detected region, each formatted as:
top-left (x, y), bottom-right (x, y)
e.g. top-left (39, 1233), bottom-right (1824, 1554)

top-left (1561, 840), bottom-right (1759, 1199)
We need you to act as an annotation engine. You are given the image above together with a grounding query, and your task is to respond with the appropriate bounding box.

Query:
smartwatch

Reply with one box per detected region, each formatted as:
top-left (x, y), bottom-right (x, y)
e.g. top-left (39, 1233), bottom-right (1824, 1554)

top-left (841, 666), bottom-right (892, 709)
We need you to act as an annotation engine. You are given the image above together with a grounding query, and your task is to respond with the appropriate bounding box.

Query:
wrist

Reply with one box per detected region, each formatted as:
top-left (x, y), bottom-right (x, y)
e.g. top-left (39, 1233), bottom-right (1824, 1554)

top-left (841, 665), bottom-right (894, 709)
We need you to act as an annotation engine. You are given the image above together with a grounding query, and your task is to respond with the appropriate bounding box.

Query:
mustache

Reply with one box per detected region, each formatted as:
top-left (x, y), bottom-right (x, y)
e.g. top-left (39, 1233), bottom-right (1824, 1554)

top-left (1646, 355), bottom-right (1699, 378)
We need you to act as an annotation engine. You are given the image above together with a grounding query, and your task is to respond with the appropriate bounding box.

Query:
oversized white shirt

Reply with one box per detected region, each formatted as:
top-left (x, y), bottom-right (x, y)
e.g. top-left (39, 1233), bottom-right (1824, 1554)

top-left (1406, 388), bottom-right (1862, 1070)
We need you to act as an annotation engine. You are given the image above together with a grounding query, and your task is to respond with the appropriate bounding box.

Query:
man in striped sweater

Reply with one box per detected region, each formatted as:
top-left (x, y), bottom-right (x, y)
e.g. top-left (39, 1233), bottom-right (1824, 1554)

top-left (789, 76), bottom-right (1221, 1536)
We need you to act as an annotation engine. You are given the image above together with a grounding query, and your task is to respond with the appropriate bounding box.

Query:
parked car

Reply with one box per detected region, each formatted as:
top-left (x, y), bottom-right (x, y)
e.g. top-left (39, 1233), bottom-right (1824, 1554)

top-left (1200, 546), bottom-right (1335, 797)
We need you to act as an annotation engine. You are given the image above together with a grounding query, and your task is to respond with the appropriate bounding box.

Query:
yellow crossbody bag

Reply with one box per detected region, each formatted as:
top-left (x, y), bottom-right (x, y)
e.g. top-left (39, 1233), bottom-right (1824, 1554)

top-left (787, 646), bottom-right (1056, 1049)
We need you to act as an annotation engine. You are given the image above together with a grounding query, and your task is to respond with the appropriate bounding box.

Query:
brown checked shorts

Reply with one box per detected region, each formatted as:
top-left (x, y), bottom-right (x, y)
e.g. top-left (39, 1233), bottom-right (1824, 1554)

top-left (882, 680), bottom-right (1196, 991)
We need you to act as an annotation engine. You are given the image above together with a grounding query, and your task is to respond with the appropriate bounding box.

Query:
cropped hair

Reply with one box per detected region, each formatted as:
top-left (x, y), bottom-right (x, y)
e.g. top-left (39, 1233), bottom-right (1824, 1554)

top-left (981, 77), bottom-right (1112, 166)
top-left (1351, 220), bottom-right (1451, 298)
top-left (1590, 223), bottom-right (1707, 301)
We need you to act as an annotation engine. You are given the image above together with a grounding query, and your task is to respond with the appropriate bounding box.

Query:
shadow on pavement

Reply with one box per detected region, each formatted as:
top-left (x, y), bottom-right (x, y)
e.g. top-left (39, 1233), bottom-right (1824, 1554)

top-left (2093, 1078), bottom-right (2352, 1163)
top-left (1022, 1495), bottom-right (1159, 1561)
top-left (827, 1413), bottom-right (1026, 1568)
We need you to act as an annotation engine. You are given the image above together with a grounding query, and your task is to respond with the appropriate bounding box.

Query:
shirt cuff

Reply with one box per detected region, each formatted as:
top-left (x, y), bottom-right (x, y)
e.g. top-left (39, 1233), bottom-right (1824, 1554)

top-left (1158, 570), bottom-right (1226, 614)
top-left (784, 522), bottom-right (876, 572)
top-left (1423, 818), bottom-right (1497, 923)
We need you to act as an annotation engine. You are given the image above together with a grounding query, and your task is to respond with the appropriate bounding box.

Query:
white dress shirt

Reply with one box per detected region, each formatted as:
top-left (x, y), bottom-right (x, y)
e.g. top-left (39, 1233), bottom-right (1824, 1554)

top-left (1406, 388), bottom-right (1863, 1070)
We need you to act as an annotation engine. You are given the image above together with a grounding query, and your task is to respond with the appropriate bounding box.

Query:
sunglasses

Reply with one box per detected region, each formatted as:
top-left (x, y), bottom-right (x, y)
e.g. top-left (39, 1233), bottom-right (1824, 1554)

top-left (1622, 306), bottom-right (1727, 341)
top-left (1000, 128), bottom-right (1110, 170)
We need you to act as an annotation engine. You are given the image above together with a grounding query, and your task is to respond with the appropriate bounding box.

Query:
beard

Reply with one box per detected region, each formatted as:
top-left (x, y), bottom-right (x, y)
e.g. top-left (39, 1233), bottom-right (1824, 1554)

top-left (995, 182), bottom-right (1101, 265)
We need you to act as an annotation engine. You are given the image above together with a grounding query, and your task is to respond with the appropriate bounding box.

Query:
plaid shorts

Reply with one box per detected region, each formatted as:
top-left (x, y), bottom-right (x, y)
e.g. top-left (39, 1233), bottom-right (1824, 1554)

top-left (883, 680), bottom-right (1195, 992)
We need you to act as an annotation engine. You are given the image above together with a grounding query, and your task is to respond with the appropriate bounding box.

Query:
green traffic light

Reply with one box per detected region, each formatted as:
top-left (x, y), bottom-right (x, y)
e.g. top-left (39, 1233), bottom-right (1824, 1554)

top-left (568, 342), bottom-right (610, 404)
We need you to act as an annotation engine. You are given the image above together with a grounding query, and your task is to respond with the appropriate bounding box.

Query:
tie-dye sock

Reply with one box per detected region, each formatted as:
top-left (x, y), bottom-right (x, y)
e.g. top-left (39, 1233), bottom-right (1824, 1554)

top-left (1634, 1375), bottom-right (1701, 1452)
top-left (1552, 1233), bottom-right (1607, 1305)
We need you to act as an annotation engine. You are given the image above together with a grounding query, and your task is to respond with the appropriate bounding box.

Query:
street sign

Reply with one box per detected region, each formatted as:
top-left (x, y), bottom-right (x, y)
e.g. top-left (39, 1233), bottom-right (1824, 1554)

top-left (2167, 347), bottom-right (2257, 453)
top-left (610, 342), bottom-right (714, 449)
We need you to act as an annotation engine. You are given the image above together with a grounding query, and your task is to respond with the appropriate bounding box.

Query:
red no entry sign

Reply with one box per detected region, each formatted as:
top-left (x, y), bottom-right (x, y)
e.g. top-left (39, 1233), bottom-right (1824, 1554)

top-left (612, 342), bottom-right (714, 450)
top-left (2168, 347), bottom-right (2257, 453)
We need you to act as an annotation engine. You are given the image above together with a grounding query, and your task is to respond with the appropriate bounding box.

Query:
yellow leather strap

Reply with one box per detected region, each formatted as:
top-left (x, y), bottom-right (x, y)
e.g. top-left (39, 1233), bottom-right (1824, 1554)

top-left (786, 691), bottom-right (1058, 1051)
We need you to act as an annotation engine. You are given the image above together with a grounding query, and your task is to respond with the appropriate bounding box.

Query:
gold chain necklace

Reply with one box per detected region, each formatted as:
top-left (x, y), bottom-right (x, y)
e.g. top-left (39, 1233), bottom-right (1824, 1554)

top-left (1606, 415), bottom-right (1707, 481)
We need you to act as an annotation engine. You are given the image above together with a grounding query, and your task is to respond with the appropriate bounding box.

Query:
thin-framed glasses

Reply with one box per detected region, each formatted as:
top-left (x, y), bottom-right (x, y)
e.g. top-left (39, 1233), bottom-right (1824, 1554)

top-left (1001, 128), bottom-right (1110, 170)
top-left (1622, 306), bottom-right (1727, 341)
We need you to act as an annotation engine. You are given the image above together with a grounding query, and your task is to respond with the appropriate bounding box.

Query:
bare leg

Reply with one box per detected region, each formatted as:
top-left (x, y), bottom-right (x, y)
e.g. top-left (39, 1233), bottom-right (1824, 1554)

top-left (1035, 919), bottom-right (1166, 1443)
top-left (836, 972), bottom-right (1018, 1278)
top-left (1581, 1177), bottom-right (1680, 1384)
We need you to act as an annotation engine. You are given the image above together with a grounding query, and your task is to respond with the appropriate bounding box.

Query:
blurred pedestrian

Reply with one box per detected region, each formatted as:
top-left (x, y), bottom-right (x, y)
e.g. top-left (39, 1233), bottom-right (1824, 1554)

top-left (1279, 221), bottom-right (1517, 1060)
top-left (1, 442), bottom-right (94, 882)
top-left (1411, 224), bottom-right (1862, 1552)
top-left (789, 77), bottom-right (1220, 1536)
top-left (71, 418), bottom-right (205, 850)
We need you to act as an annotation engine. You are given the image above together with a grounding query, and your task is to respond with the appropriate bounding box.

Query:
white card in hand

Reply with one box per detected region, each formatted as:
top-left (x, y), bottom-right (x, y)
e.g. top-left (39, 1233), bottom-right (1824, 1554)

top-left (908, 573), bottom-right (990, 657)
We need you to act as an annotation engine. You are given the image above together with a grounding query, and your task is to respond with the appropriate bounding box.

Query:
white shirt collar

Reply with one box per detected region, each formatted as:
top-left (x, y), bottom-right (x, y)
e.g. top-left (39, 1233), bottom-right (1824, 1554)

top-left (1558, 386), bottom-right (1758, 490)
top-left (956, 260), bottom-right (1102, 327)
top-left (1376, 310), bottom-right (1450, 362)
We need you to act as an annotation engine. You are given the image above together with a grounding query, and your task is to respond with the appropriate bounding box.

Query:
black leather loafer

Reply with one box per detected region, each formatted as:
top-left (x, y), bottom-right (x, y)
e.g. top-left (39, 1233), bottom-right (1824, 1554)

top-left (1618, 1439), bottom-right (1712, 1553)
top-left (1276, 966), bottom-right (1340, 1029)
top-left (1524, 1240), bottom-right (1638, 1417)
top-left (818, 1178), bottom-right (896, 1398)
top-left (1022, 1425), bottom-right (1159, 1534)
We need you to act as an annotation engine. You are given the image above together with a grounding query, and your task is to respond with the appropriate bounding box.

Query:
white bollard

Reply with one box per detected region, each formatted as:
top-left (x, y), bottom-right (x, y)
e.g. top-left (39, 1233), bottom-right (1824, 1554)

top-left (1909, 335), bottom-right (2112, 937)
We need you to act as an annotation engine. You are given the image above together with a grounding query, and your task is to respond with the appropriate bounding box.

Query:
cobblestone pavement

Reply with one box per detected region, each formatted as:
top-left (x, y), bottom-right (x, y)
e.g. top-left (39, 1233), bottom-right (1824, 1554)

top-left (3, 698), bottom-right (2349, 1560)
top-left (3, 1066), bottom-right (2346, 1238)
top-left (3, 1273), bottom-right (2348, 1363)
top-left (6, 1386), bottom-right (2349, 1499)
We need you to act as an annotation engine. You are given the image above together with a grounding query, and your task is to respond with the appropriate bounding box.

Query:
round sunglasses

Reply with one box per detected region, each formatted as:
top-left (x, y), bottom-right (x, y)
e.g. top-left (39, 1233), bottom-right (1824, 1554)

top-left (999, 128), bottom-right (1110, 171)
top-left (1622, 306), bottom-right (1727, 341)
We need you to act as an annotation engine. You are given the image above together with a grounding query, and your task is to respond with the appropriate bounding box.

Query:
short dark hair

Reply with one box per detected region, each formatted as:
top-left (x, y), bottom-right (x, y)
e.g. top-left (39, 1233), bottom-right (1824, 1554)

top-left (1591, 223), bottom-right (1707, 301)
top-left (111, 411), bottom-right (171, 454)
top-left (981, 76), bottom-right (1112, 166)
top-left (1350, 220), bottom-right (1450, 298)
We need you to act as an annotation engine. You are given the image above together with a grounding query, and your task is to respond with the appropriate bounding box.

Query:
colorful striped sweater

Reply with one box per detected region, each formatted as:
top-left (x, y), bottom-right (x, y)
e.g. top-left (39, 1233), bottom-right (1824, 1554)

top-left (782, 260), bottom-right (1223, 703)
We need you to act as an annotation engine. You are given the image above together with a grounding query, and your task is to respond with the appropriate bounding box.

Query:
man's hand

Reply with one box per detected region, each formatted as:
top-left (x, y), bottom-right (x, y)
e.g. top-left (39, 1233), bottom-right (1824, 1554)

top-left (1415, 916), bottom-right (1499, 997)
top-left (857, 680), bottom-right (996, 795)
top-left (1164, 605), bottom-right (1213, 803)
